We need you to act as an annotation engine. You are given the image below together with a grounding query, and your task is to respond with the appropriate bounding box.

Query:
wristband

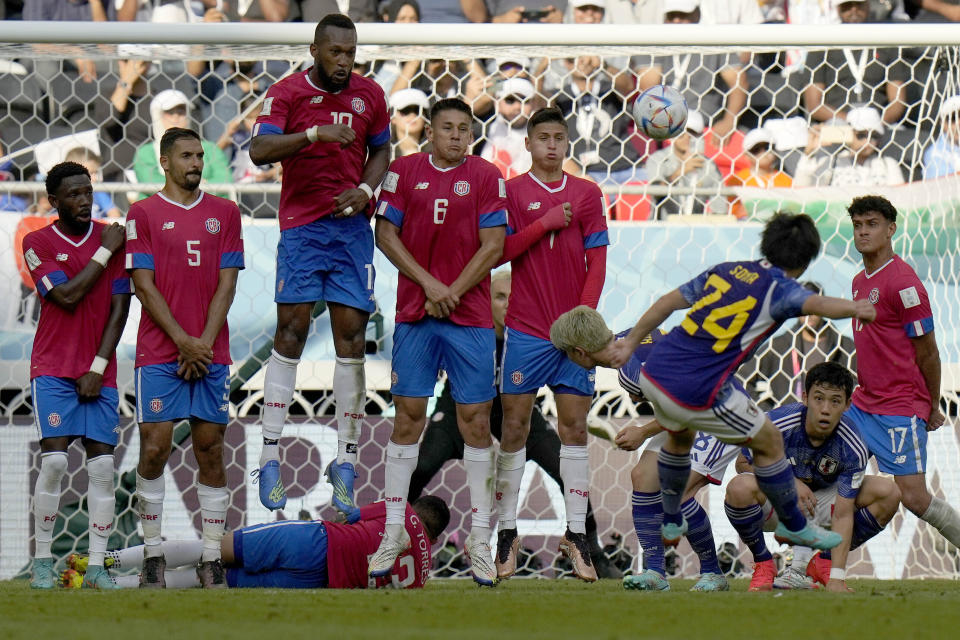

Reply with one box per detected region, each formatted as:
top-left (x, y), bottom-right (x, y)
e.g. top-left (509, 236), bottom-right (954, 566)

top-left (306, 125), bottom-right (320, 143)
top-left (89, 356), bottom-right (108, 375)
top-left (91, 246), bottom-right (113, 267)
top-left (829, 568), bottom-right (846, 581)
top-left (357, 182), bottom-right (374, 200)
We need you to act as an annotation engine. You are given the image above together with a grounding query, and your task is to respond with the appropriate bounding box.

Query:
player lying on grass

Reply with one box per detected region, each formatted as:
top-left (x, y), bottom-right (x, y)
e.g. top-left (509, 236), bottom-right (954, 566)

top-left (725, 362), bottom-right (900, 593)
top-left (98, 496), bottom-right (449, 589)
top-left (561, 212), bottom-right (876, 554)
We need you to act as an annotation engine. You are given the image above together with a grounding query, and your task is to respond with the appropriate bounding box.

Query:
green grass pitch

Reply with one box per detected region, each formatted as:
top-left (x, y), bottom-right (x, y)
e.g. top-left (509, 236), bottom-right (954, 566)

top-left (3, 578), bottom-right (960, 640)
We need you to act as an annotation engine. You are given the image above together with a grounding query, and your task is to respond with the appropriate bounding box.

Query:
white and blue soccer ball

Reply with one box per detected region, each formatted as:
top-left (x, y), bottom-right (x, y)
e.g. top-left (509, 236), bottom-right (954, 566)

top-left (632, 85), bottom-right (688, 141)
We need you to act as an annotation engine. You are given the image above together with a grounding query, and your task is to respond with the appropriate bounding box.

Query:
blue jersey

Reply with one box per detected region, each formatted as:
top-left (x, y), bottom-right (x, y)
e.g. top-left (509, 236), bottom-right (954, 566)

top-left (617, 329), bottom-right (665, 398)
top-left (764, 402), bottom-right (869, 498)
top-left (642, 260), bottom-right (814, 409)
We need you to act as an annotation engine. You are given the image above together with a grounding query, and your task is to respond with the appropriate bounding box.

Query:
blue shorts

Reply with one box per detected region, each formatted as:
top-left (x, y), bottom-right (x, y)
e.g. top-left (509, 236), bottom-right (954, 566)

top-left (391, 318), bottom-right (496, 405)
top-left (134, 363), bottom-right (230, 425)
top-left (847, 404), bottom-right (927, 475)
top-left (499, 327), bottom-right (595, 396)
top-left (275, 214), bottom-right (375, 312)
top-left (226, 520), bottom-right (328, 589)
top-left (31, 376), bottom-right (119, 445)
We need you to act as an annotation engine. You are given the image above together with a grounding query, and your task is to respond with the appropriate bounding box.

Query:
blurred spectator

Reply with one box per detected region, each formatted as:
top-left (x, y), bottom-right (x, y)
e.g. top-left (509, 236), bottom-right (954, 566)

top-left (383, 0), bottom-right (422, 21)
top-left (392, 58), bottom-right (469, 98)
top-left (726, 128), bottom-right (792, 219)
top-left (217, 97), bottom-right (280, 183)
top-left (794, 106), bottom-right (905, 186)
top-left (699, 0), bottom-right (764, 24)
top-left (909, 0), bottom-right (960, 21)
top-left (0, 141), bottom-right (27, 212)
top-left (559, 0), bottom-right (633, 96)
top-left (132, 90), bottom-right (232, 199)
top-left (803, 0), bottom-right (909, 126)
top-left (922, 95), bottom-right (960, 179)
top-left (388, 88), bottom-right (431, 158)
top-left (64, 147), bottom-right (121, 218)
top-left (388, 0), bottom-right (482, 22)
top-left (605, 0), bottom-right (661, 23)
top-left (480, 77), bottom-right (535, 178)
top-left (644, 110), bottom-right (725, 216)
top-left (471, 57), bottom-right (537, 121)
top-left (488, 0), bottom-right (565, 22)
top-left (1, 1), bottom-right (25, 19)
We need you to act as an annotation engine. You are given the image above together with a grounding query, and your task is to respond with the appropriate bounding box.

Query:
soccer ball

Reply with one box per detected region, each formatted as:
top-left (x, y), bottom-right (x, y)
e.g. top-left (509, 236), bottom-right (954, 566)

top-left (632, 85), bottom-right (688, 140)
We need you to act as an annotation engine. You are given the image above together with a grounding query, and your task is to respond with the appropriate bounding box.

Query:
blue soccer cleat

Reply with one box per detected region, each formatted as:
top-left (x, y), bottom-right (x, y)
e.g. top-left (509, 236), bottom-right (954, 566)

top-left (252, 460), bottom-right (287, 510)
top-left (325, 460), bottom-right (360, 524)
top-left (661, 518), bottom-right (688, 547)
top-left (774, 521), bottom-right (842, 551)
top-left (690, 572), bottom-right (730, 592)
top-left (82, 565), bottom-right (121, 590)
top-left (622, 569), bottom-right (670, 591)
top-left (31, 557), bottom-right (56, 590)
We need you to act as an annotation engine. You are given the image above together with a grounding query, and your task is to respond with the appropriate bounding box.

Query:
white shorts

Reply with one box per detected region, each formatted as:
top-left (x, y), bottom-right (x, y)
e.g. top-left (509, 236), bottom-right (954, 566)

top-left (762, 485), bottom-right (838, 531)
top-left (643, 430), bottom-right (741, 484)
top-left (637, 373), bottom-right (766, 444)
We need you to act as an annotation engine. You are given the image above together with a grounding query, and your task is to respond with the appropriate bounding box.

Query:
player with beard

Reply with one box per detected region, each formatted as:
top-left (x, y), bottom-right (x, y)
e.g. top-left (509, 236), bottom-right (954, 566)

top-left (126, 128), bottom-right (245, 588)
top-left (249, 14), bottom-right (391, 516)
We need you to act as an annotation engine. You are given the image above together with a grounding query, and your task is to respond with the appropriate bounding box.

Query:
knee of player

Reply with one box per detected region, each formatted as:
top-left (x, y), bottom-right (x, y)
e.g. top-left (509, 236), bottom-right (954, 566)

top-left (876, 481), bottom-right (902, 522)
top-left (40, 451), bottom-right (69, 477)
top-left (896, 481), bottom-right (930, 515)
top-left (140, 440), bottom-right (173, 467)
top-left (724, 474), bottom-right (759, 506)
top-left (275, 322), bottom-right (309, 353)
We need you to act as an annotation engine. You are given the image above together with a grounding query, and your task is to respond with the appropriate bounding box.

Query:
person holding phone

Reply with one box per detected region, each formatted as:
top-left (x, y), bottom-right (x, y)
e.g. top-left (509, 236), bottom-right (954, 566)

top-left (488, 0), bottom-right (564, 22)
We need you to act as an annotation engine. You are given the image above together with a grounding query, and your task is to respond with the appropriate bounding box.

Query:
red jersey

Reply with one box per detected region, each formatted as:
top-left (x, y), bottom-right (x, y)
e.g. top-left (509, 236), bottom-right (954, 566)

top-left (22, 221), bottom-right (131, 387)
top-left (253, 69), bottom-right (390, 230)
top-left (124, 192), bottom-right (244, 367)
top-left (324, 502), bottom-right (431, 589)
top-left (376, 153), bottom-right (508, 328)
top-left (852, 255), bottom-right (934, 418)
top-left (504, 172), bottom-right (608, 340)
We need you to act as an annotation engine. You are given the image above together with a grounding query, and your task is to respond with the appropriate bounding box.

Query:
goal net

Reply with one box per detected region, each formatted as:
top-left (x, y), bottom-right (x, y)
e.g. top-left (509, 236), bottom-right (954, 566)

top-left (0, 22), bottom-right (959, 582)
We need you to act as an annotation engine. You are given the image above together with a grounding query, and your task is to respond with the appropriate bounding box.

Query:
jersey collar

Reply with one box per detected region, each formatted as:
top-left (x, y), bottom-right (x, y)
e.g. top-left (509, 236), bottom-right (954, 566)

top-left (863, 257), bottom-right (895, 279)
top-left (428, 155), bottom-right (466, 172)
top-left (51, 221), bottom-right (94, 248)
top-left (157, 191), bottom-right (205, 210)
top-left (527, 172), bottom-right (567, 194)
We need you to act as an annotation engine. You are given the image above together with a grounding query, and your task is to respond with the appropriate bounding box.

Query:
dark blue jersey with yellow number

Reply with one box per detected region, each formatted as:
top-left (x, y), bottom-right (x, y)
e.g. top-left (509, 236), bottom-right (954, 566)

top-left (642, 260), bottom-right (814, 409)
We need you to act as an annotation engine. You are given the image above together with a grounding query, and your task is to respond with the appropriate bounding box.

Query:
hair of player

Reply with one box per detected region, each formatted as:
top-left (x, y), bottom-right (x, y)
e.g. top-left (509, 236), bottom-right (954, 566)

top-left (159, 127), bottom-right (201, 158)
top-left (847, 195), bottom-right (898, 223)
top-left (804, 361), bottom-right (855, 400)
top-left (315, 13), bottom-right (356, 42)
top-left (550, 305), bottom-right (614, 354)
top-left (64, 146), bottom-right (101, 166)
top-left (491, 270), bottom-right (511, 286)
top-left (760, 212), bottom-right (821, 271)
top-left (527, 106), bottom-right (568, 134)
top-left (412, 495), bottom-right (450, 540)
top-left (45, 161), bottom-right (90, 196)
top-left (429, 97), bottom-right (473, 124)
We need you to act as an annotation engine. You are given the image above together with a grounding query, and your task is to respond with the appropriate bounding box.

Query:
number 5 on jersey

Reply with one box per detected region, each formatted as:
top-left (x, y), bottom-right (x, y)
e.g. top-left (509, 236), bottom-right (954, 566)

top-left (187, 240), bottom-right (201, 266)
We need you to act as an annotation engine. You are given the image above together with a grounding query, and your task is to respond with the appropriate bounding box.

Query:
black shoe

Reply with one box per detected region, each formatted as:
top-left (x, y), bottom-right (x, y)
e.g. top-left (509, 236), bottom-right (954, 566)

top-left (197, 558), bottom-right (227, 589)
top-left (558, 530), bottom-right (597, 583)
top-left (140, 555), bottom-right (167, 589)
top-left (495, 528), bottom-right (519, 580)
top-left (591, 548), bottom-right (623, 580)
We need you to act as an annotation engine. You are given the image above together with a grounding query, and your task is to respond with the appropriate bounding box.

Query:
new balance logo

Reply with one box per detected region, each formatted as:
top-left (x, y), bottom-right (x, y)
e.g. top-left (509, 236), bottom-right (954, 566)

top-left (527, 202), bottom-right (541, 210)
top-left (311, 96), bottom-right (324, 104)
top-left (162, 221), bottom-right (175, 230)
top-left (414, 182), bottom-right (429, 189)
top-left (56, 253), bottom-right (68, 261)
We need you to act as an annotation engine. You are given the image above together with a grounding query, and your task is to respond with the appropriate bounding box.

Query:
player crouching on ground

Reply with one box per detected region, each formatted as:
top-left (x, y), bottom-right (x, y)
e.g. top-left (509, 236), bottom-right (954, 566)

top-left (725, 362), bottom-right (900, 593)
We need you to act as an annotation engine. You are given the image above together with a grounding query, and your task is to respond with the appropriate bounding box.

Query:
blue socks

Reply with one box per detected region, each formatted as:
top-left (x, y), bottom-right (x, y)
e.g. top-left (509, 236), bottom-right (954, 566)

top-left (725, 502), bottom-right (772, 562)
top-left (754, 458), bottom-right (807, 532)
top-left (681, 497), bottom-right (721, 574)
top-left (657, 450), bottom-right (691, 527)
top-left (632, 491), bottom-right (665, 576)
top-left (851, 507), bottom-right (884, 550)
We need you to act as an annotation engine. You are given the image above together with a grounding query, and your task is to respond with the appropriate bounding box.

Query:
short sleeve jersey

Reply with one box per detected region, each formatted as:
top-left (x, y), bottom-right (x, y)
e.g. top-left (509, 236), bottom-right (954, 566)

top-left (616, 329), bottom-right (665, 399)
top-left (253, 70), bottom-right (390, 230)
top-left (851, 255), bottom-right (934, 418)
top-left (642, 260), bottom-right (814, 409)
top-left (22, 221), bottom-right (131, 386)
top-left (125, 192), bottom-right (245, 367)
top-left (376, 153), bottom-right (508, 328)
top-left (766, 402), bottom-right (869, 499)
top-left (324, 502), bottom-right (432, 589)
top-left (504, 172), bottom-right (608, 340)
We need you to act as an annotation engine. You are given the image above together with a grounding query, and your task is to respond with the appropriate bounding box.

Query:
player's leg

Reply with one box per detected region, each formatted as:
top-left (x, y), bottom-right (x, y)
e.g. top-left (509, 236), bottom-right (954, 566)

top-left (191, 419), bottom-right (229, 588)
top-left (108, 539), bottom-right (205, 571)
top-left (723, 473), bottom-right (776, 591)
top-left (114, 569), bottom-right (201, 589)
top-left (623, 446), bottom-right (670, 591)
top-left (682, 472), bottom-right (727, 591)
top-left (554, 392), bottom-right (597, 582)
top-left (495, 392), bottom-right (535, 579)
top-left (657, 427), bottom-right (695, 543)
top-left (850, 475), bottom-right (901, 550)
top-left (408, 417), bottom-right (463, 501)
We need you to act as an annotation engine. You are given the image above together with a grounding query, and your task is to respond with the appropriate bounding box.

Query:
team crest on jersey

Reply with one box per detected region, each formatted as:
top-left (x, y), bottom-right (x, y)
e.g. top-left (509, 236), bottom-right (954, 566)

top-left (162, 221), bottom-right (175, 231)
top-left (277, 279), bottom-right (285, 293)
top-left (817, 456), bottom-right (839, 476)
top-left (150, 398), bottom-right (163, 413)
top-left (414, 182), bottom-right (430, 190)
top-left (868, 287), bottom-right (880, 304)
top-left (205, 218), bottom-right (221, 234)
top-left (56, 253), bottom-right (69, 262)
top-left (24, 248), bottom-right (41, 271)
top-left (47, 412), bottom-right (61, 428)
top-left (588, 373), bottom-right (595, 383)
top-left (511, 371), bottom-right (523, 385)
top-left (352, 97), bottom-right (365, 114)
top-left (528, 202), bottom-right (541, 210)
top-left (391, 370), bottom-right (399, 386)
top-left (454, 181), bottom-right (470, 196)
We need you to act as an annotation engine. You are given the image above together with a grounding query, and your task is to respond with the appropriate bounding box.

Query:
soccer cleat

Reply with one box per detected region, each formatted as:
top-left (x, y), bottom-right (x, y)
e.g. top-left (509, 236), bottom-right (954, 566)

top-left (558, 530), bottom-right (598, 583)
top-left (30, 558), bottom-right (56, 590)
top-left (495, 528), bottom-right (520, 579)
top-left (774, 521), bottom-right (842, 550)
top-left (748, 558), bottom-right (776, 592)
top-left (591, 548), bottom-right (624, 580)
top-left (661, 518), bottom-right (688, 547)
top-left (252, 460), bottom-right (287, 511)
top-left (82, 565), bottom-right (121, 590)
top-left (325, 460), bottom-right (360, 524)
top-left (369, 526), bottom-right (411, 578)
top-left (464, 533), bottom-right (497, 587)
top-left (690, 572), bottom-right (730, 592)
top-left (622, 569), bottom-right (670, 591)
top-left (197, 559), bottom-right (227, 589)
top-left (806, 552), bottom-right (832, 586)
top-left (773, 565), bottom-right (820, 590)
top-left (139, 555), bottom-right (167, 589)
top-left (67, 552), bottom-right (115, 575)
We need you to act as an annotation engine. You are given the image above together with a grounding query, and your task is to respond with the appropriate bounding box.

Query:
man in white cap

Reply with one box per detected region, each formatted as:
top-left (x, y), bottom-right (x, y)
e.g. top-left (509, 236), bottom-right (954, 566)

top-left (389, 88), bottom-right (431, 158)
top-left (727, 127), bottom-right (792, 219)
top-left (922, 95), bottom-right (960, 180)
top-left (481, 78), bottom-right (536, 178)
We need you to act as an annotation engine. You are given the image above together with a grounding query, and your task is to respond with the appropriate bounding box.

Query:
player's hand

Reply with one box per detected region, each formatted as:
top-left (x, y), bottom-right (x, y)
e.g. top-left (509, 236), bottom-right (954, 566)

top-left (176, 336), bottom-right (213, 378)
top-left (117, 59), bottom-right (149, 86)
top-left (76, 371), bottom-right (103, 401)
top-left (680, 155), bottom-right (705, 175)
top-left (424, 300), bottom-right (446, 319)
top-left (100, 222), bottom-right (125, 253)
top-left (614, 425), bottom-right (651, 451)
top-left (826, 578), bottom-right (854, 593)
top-left (795, 479), bottom-right (816, 517)
top-left (177, 359), bottom-right (207, 381)
top-left (927, 407), bottom-right (946, 432)
top-left (540, 203), bottom-right (573, 232)
top-left (542, 5), bottom-right (563, 22)
top-left (311, 124), bottom-right (356, 147)
top-left (423, 280), bottom-right (459, 318)
top-left (606, 338), bottom-right (633, 369)
top-left (853, 299), bottom-right (876, 324)
top-left (333, 187), bottom-right (369, 218)
top-left (498, 6), bottom-right (525, 22)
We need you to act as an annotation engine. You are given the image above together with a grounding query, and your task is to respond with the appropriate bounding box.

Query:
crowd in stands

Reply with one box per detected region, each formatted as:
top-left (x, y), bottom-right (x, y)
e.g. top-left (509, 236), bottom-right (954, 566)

top-left (1, 0), bottom-right (959, 220)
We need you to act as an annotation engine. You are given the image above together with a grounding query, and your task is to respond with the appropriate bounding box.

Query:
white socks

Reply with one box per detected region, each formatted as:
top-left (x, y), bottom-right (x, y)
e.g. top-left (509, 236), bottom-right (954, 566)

top-left (86, 454), bottom-right (115, 567)
top-left (464, 444), bottom-right (495, 540)
top-left (792, 545), bottom-right (814, 570)
top-left (384, 441), bottom-right (419, 529)
top-left (559, 444), bottom-right (590, 535)
top-left (496, 447), bottom-right (526, 530)
top-left (922, 496), bottom-right (960, 547)
top-left (33, 451), bottom-right (68, 559)
top-left (262, 349), bottom-right (299, 447)
top-left (135, 472), bottom-right (165, 557)
top-left (114, 568), bottom-right (200, 589)
top-left (334, 356), bottom-right (365, 466)
top-left (108, 540), bottom-right (204, 570)
top-left (197, 484), bottom-right (229, 562)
